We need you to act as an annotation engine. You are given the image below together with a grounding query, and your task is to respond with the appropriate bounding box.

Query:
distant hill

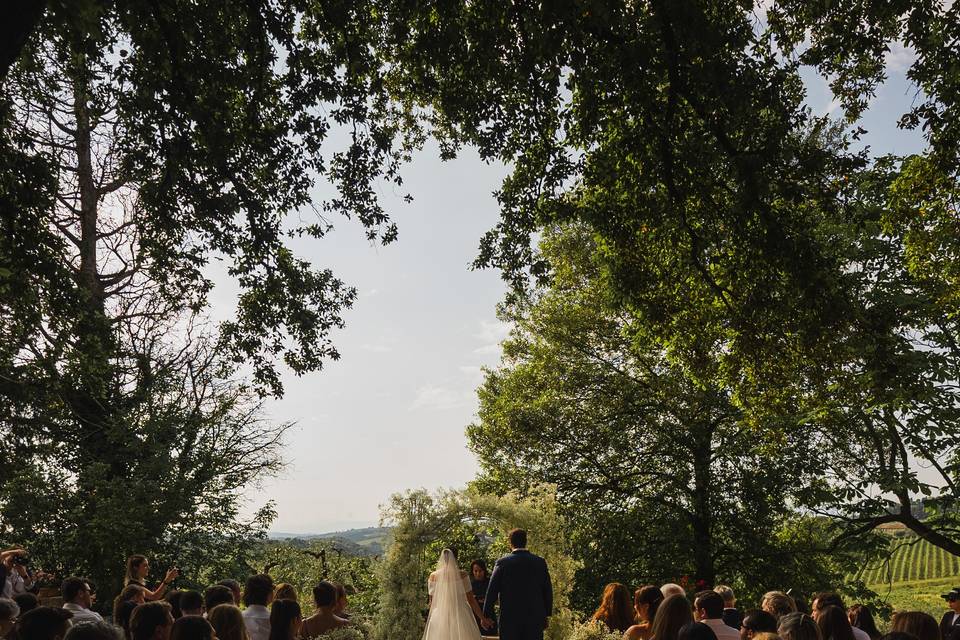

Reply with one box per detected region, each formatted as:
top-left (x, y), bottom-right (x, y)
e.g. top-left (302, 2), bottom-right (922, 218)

top-left (269, 526), bottom-right (391, 556)
top-left (862, 536), bottom-right (960, 584)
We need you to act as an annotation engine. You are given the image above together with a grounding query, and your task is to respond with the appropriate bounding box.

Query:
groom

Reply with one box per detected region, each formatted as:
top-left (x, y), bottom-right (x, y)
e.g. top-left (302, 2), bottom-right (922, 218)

top-left (482, 528), bottom-right (553, 640)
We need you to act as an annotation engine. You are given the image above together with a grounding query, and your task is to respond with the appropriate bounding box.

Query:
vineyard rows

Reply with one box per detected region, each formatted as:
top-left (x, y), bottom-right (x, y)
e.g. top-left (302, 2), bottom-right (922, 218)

top-left (862, 538), bottom-right (960, 584)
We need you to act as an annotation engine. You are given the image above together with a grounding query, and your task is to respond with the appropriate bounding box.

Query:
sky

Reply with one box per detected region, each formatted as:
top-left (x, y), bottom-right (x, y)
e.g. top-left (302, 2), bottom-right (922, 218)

top-left (221, 38), bottom-right (929, 535)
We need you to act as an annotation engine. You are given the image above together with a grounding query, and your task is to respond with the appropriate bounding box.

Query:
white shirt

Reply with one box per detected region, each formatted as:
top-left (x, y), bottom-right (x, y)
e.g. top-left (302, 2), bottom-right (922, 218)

top-left (851, 626), bottom-right (870, 640)
top-left (243, 605), bottom-right (271, 640)
top-left (63, 603), bottom-right (104, 626)
top-left (703, 618), bottom-right (741, 640)
top-left (2, 572), bottom-right (31, 598)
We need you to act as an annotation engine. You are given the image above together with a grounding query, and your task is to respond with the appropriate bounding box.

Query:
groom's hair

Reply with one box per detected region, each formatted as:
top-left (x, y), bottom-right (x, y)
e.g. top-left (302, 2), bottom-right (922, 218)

top-left (508, 528), bottom-right (527, 548)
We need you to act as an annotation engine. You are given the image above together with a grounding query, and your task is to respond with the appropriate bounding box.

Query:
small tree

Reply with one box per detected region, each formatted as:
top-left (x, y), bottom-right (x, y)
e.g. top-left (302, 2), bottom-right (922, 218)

top-left (374, 487), bottom-right (578, 640)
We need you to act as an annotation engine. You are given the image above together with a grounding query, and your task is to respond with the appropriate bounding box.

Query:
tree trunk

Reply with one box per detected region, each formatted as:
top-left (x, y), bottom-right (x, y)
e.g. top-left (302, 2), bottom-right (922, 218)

top-left (690, 423), bottom-right (717, 586)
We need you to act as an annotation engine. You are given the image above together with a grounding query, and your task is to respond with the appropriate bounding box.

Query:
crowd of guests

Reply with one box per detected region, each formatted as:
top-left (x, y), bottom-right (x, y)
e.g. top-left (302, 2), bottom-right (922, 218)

top-left (588, 583), bottom-right (960, 640)
top-left (0, 552), bottom-right (355, 640)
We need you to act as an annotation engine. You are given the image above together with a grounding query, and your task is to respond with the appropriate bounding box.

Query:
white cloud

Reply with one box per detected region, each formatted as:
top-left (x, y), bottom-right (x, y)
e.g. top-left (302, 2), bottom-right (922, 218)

top-left (458, 365), bottom-right (484, 384)
top-left (472, 343), bottom-right (501, 355)
top-left (409, 384), bottom-right (473, 411)
top-left (885, 43), bottom-right (916, 74)
top-left (361, 288), bottom-right (379, 297)
top-left (473, 319), bottom-right (511, 343)
top-left (360, 343), bottom-right (393, 353)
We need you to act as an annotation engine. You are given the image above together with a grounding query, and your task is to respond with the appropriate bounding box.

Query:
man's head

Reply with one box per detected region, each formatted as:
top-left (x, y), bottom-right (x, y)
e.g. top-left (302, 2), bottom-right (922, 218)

top-left (941, 588), bottom-right (960, 613)
top-left (14, 593), bottom-right (39, 616)
top-left (811, 592), bottom-right (844, 621)
top-left (242, 575), bottom-right (274, 608)
top-left (130, 601), bottom-right (173, 640)
top-left (62, 577), bottom-right (94, 609)
top-left (17, 606), bottom-right (73, 640)
top-left (741, 610), bottom-right (778, 640)
top-left (662, 584), bottom-right (686, 599)
top-left (203, 586), bottom-right (234, 613)
top-left (508, 529), bottom-right (527, 550)
top-left (0, 598), bottom-right (20, 639)
top-left (694, 591), bottom-right (724, 621)
top-left (714, 586), bottom-right (736, 608)
top-left (215, 581), bottom-right (241, 606)
top-left (64, 621), bottom-right (124, 640)
top-left (178, 592), bottom-right (203, 617)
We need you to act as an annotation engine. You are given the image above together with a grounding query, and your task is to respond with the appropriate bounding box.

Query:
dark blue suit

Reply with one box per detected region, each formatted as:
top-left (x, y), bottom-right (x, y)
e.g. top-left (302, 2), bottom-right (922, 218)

top-left (483, 550), bottom-right (552, 640)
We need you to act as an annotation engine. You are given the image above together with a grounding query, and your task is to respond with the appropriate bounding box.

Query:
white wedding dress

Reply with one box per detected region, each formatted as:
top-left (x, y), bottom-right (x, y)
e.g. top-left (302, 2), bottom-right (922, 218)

top-left (422, 549), bottom-right (482, 640)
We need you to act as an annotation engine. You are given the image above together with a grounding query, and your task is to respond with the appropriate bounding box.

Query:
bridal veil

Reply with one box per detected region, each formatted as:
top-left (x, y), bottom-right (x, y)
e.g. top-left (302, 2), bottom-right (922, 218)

top-left (422, 548), bottom-right (482, 640)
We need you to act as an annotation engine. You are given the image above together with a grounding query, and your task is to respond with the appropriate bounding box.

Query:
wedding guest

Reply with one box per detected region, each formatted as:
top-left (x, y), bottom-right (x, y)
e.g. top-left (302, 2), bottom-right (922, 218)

top-left (1, 551), bottom-right (33, 599)
top-left (847, 606), bottom-right (880, 640)
top-left (18, 607), bottom-right (73, 640)
top-left (113, 603), bottom-right (138, 640)
top-left (680, 622), bottom-right (720, 640)
top-left (651, 593), bottom-right (695, 640)
top-left (165, 594), bottom-right (183, 622)
top-left (626, 585), bottom-right (664, 640)
top-left (591, 582), bottom-right (634, 633)
top-left (177, 593), bottom-right (202, 619)
top-left (715, 587), bottom-right (743, 630)
top-left (15, 594), bottom-right (39, 616)
top-left (332, 585), bottom-right (350, 620)
top-left (0, 599), bottom-right (19, 640)
top-left (817, 606), bottom-right (854, 640)
top-left (470, 561), bottom-right (490, 611)
top-left (267, 601), bottom-right (300, 640)
top-left (170, 617), bottom-right (214, 640)
top-left (63, 621), bottom-right (123, 640)
top-left (762, 593), bottom-right (797, 621)
top-left (124, 557), bottom-right (178, 603)
top-left (215, 583), bottom-right (241, 607)
top-left (695, 591), bottom-right (739, 640)
top-left (890, 612), bottom-right (940, 640)
top-left (741, 610), bottom-right (778, 640)
top-left (241, 576), bottom-right (273, 640)
top-left (298, 582), bottom-right (348, 638)
top-left (272, 586), bottom-right (296, 604)
top-left (61, 578), bottom-right (103, 625)
top-left (203, 587), bottom-right (233, 614)
top-left (130, 602), bottom-right (173, 640)
top-left (207, 606), bottom-right (247, 640)
top-left (663, 585), bottom-right (687, 599)
top-left (812, 595), bottom-right (867, 640)
top-left (779, 613), bottom-right (822, 640)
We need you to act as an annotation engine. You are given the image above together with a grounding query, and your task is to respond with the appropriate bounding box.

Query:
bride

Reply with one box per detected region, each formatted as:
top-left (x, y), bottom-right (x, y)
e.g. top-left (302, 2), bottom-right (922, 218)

top-left (423, 549), bottom-right (492, 640)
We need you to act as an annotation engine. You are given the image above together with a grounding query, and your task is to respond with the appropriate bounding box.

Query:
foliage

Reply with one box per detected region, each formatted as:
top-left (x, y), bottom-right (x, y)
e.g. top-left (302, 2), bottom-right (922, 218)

top-left (567, 620), bottom-right (624, 640)
top-left (247, 539), bottom-right (381, 622)
top-left (374, 0), bottom-right (960, 558)
top-left (469, 223), bottom-right (882, 609)
top-left (374, 487), bottom-right (578, 640)
top-left (315, 627), bottom-right (369, 640)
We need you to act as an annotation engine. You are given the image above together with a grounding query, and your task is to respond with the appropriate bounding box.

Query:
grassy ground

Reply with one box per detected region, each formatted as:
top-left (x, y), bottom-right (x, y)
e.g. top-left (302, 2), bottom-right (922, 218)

top-left (867, 575), bottom-right (958, 618)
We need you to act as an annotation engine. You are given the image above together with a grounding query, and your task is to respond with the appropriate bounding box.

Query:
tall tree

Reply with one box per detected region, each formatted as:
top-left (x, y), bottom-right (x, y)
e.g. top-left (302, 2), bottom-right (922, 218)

top-left (377, 1), bottom-right (960, 557)
top-left (469, 224), bottom-right (874, 605)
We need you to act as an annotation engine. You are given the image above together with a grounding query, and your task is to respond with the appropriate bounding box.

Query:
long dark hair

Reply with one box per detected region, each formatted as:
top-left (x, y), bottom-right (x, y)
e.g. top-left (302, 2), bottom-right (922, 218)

top-left (636, 585), bottom-right (665, 624)
top-left (268, 600), bottom-right (301, 640)
top-left (848, 605), bottom-right (880, 640)
top-left (651, 593), bottom-right (694, 640)
top-left (470, 560), bottom-right (489, 581)
top-left (592, 582), bottom-right (635, 633)
top-left (818, 606), bottom-right (855, 640)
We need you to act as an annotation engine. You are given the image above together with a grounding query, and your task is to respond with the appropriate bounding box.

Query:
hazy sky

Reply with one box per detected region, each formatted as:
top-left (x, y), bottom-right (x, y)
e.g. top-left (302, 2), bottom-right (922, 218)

top-left (222, 46), bottom-right (927, 535)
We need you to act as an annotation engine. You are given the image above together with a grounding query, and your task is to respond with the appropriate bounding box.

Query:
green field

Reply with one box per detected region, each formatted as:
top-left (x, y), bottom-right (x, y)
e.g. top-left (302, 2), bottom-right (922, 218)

top-left (862, 538), bottom-right (960, 584)
top-left (859, 538), bottom-right (960, 618)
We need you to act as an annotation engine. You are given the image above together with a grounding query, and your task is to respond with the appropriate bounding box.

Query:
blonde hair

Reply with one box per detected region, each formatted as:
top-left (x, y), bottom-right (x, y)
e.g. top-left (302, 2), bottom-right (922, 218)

top-left (274, 584), bottom-right (298, 602)
top-left (125, 555), bottom-right (148, 586)
top-left (763, 592), bottom-right (798, 620)
top-left (208, 604), bottom-right (249, 640)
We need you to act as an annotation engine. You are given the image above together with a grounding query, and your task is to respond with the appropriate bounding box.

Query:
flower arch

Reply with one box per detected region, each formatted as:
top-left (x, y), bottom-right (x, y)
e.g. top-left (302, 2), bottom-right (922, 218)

top-left (373, 486), bottom-right (579, 640)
